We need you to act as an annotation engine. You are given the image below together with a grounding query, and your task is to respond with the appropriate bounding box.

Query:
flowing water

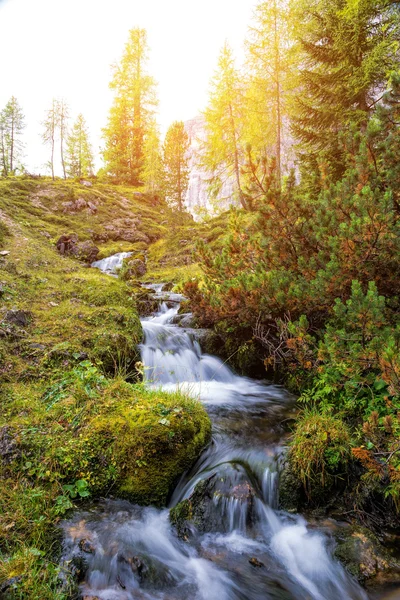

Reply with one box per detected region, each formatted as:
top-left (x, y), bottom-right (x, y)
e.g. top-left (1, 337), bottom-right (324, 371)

top-left (92, 252), bottom-right (133, 276)
top-left (62, 257), bottom-right (392, 600)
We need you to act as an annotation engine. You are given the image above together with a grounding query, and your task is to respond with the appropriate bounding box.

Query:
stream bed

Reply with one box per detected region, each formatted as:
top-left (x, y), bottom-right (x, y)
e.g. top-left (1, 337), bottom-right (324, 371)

top-left (61, 255), bottom-right (400, 600)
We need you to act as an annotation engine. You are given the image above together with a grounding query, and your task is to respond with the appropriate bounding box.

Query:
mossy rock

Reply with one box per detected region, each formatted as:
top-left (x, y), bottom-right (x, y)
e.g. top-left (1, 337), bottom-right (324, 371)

top-left (170, 465), bottom-right (257, 537)
top-left (3, 375), bottom-right (211, 507)
top-left (278, 463), bottom-right (304, 512)
top-left (333, 526), bottom-right (398, 584)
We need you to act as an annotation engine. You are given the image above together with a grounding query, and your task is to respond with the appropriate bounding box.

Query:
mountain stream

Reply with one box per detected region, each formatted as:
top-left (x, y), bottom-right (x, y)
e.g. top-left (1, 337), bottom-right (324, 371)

top-left (61, 253), bottom-right (397, 600)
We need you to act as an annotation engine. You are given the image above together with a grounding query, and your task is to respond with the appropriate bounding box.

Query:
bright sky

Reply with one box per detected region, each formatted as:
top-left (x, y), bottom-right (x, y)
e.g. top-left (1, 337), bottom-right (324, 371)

top-left (0, 0), bottom-right (256, 174)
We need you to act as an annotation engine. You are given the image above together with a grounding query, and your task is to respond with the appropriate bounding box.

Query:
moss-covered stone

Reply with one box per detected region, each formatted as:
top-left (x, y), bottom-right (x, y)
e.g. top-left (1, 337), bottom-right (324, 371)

top-left (333, 526), bottom-right (397, 584)
top-left (2, 376), bottom-right (211, 507)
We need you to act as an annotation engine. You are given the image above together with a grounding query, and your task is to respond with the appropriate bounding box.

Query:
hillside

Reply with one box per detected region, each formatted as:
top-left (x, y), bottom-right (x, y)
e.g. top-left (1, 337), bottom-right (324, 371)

top-left (0, 177), bottom-right (214, 598)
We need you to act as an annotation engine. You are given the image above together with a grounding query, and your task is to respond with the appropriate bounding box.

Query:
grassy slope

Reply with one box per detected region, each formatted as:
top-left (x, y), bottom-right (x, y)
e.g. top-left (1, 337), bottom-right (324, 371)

top-left (0, 177), bottom-right (212, 599)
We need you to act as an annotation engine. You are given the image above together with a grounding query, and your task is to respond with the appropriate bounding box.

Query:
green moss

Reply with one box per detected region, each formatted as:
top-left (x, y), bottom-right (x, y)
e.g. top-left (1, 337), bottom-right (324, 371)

top-left (2, 375), bottom-right (211, 505)
top-left (0, 219), bottom-right (10, 247)
top-left (288, 408), bottom-right (352, 500)
top-left (0, 176), bottom-right (214, 599)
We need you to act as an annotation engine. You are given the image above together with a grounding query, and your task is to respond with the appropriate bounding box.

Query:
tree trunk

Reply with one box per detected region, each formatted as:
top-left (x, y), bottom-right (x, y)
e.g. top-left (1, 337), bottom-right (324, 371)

top-left (10, 113), bottom-right (14, 174)
top-left (228, 102), bottom-right (246, 210)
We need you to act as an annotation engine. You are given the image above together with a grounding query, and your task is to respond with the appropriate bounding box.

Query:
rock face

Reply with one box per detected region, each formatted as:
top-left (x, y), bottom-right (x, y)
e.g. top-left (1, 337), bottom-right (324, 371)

top-left (56, 233), bottom-right (99, 263)
top-left (184, 116), bottom-right (237, 217)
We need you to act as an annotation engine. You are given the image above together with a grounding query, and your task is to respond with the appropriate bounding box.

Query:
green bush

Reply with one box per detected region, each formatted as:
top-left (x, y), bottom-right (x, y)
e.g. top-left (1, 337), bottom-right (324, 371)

top-left (288, 408), bottom-right (352, 498)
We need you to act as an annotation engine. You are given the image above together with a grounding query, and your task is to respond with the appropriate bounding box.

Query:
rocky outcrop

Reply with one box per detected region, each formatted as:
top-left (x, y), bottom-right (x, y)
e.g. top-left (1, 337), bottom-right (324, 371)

top-left (61, 197), bottom-right (98, 214)
top-left (56, 234), bottom-right (99, 263)
top-left (92, 217), bottom-right (150, 244)
top-left (184, 116), bottom-right (237, 217)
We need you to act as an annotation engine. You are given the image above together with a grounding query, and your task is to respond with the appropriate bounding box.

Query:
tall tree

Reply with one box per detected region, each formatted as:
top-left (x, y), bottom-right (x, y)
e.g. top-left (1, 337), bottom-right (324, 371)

top-left (291, 0), bottom-right (400, 187)
top-left (201, 43), bottom-right (247, 209)
top-left (0, 97), bottom-right (25, 176)
top-left (102, 28), bottom-right (158, 185)
top-left (58, 99), bottom-right (69, 179)
top-left (66, 114), bottom-right (94, 178)
top-left (163, 121), bottom-right (190, 211)
top-left (42, 99), bottom-right (59, 180)
top-left (142, 119), bottom-right (164, 194)
top-left (245, 0), bottom-right (292, 187)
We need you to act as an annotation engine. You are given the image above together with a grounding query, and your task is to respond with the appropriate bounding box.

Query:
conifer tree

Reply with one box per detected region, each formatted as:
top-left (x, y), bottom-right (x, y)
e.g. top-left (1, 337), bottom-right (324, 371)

top-left (0, 97), bottom-right (25, 176)
top-left (142, 120), bottom-right (164, 194)
top-left (245, 0), bottom-right (292, 187)
top-left (201, 43), bottom-right (247, 209)
top-left (58, 99), bottom-right (69, 179)
top-left (163, 121), bottom-right (190, 211)
top-left (103, 28), bottom-right (158, 185)
top-left (42, 99), bottom-right (59, 180)
top-left (66, 114), bottom-right (94, 178)
top-left (291, 0), bottom-right (400, 186)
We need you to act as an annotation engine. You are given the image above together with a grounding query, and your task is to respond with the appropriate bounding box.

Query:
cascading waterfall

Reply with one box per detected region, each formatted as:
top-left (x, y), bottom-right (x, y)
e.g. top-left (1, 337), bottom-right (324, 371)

top-left (91, 251), bottom-right (133, 275)
top-left (62, 267), bottom-right (374, 600)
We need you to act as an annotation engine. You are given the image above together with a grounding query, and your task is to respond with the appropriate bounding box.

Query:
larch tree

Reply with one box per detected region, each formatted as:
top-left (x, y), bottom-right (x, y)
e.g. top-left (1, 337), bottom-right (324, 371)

top-left (58, 99), bottom-right (69, 179)
top-left (245, 0), bottom-right (292, 188)
top-left (102, 28), bottom-right (158, 186)
top-left (163, 121), bottom-right (190, 212)
top-left (66, 114), bottom-right (94, 178)
top-left (142, 119), bottom-right (164, 194)
top-left (201, 43), bottom-right (247, 209)
top-left (42, 99), bottom-right (59, 180)
top-left (0, 97), bottom-right (25, 176)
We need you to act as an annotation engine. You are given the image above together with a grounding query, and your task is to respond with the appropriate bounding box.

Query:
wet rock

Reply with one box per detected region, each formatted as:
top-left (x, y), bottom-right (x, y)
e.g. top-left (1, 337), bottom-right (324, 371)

top-left (79, 538), bottom-right (96, 554)
top-left (5, 309), bottom-right (32, 327)
top-left (0, 426), bottom-right (20, 465)
top-left (179, 313), bottom-right (195, 328)
top-left (249, 557), bottom-right (264, 568)
top-left (278, 463), bottom-right (304, 512)
top-left (191, 329), bottom-right (224, 355)
top-left (170, 465), bottom-right (257, 537)
top-left (333, 526), bottom-right (399, 584)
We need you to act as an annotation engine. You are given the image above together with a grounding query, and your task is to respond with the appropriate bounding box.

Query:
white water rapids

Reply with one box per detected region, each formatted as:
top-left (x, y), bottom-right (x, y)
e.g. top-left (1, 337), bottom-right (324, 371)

top-left (62, 257), bottom-right (375, 600)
